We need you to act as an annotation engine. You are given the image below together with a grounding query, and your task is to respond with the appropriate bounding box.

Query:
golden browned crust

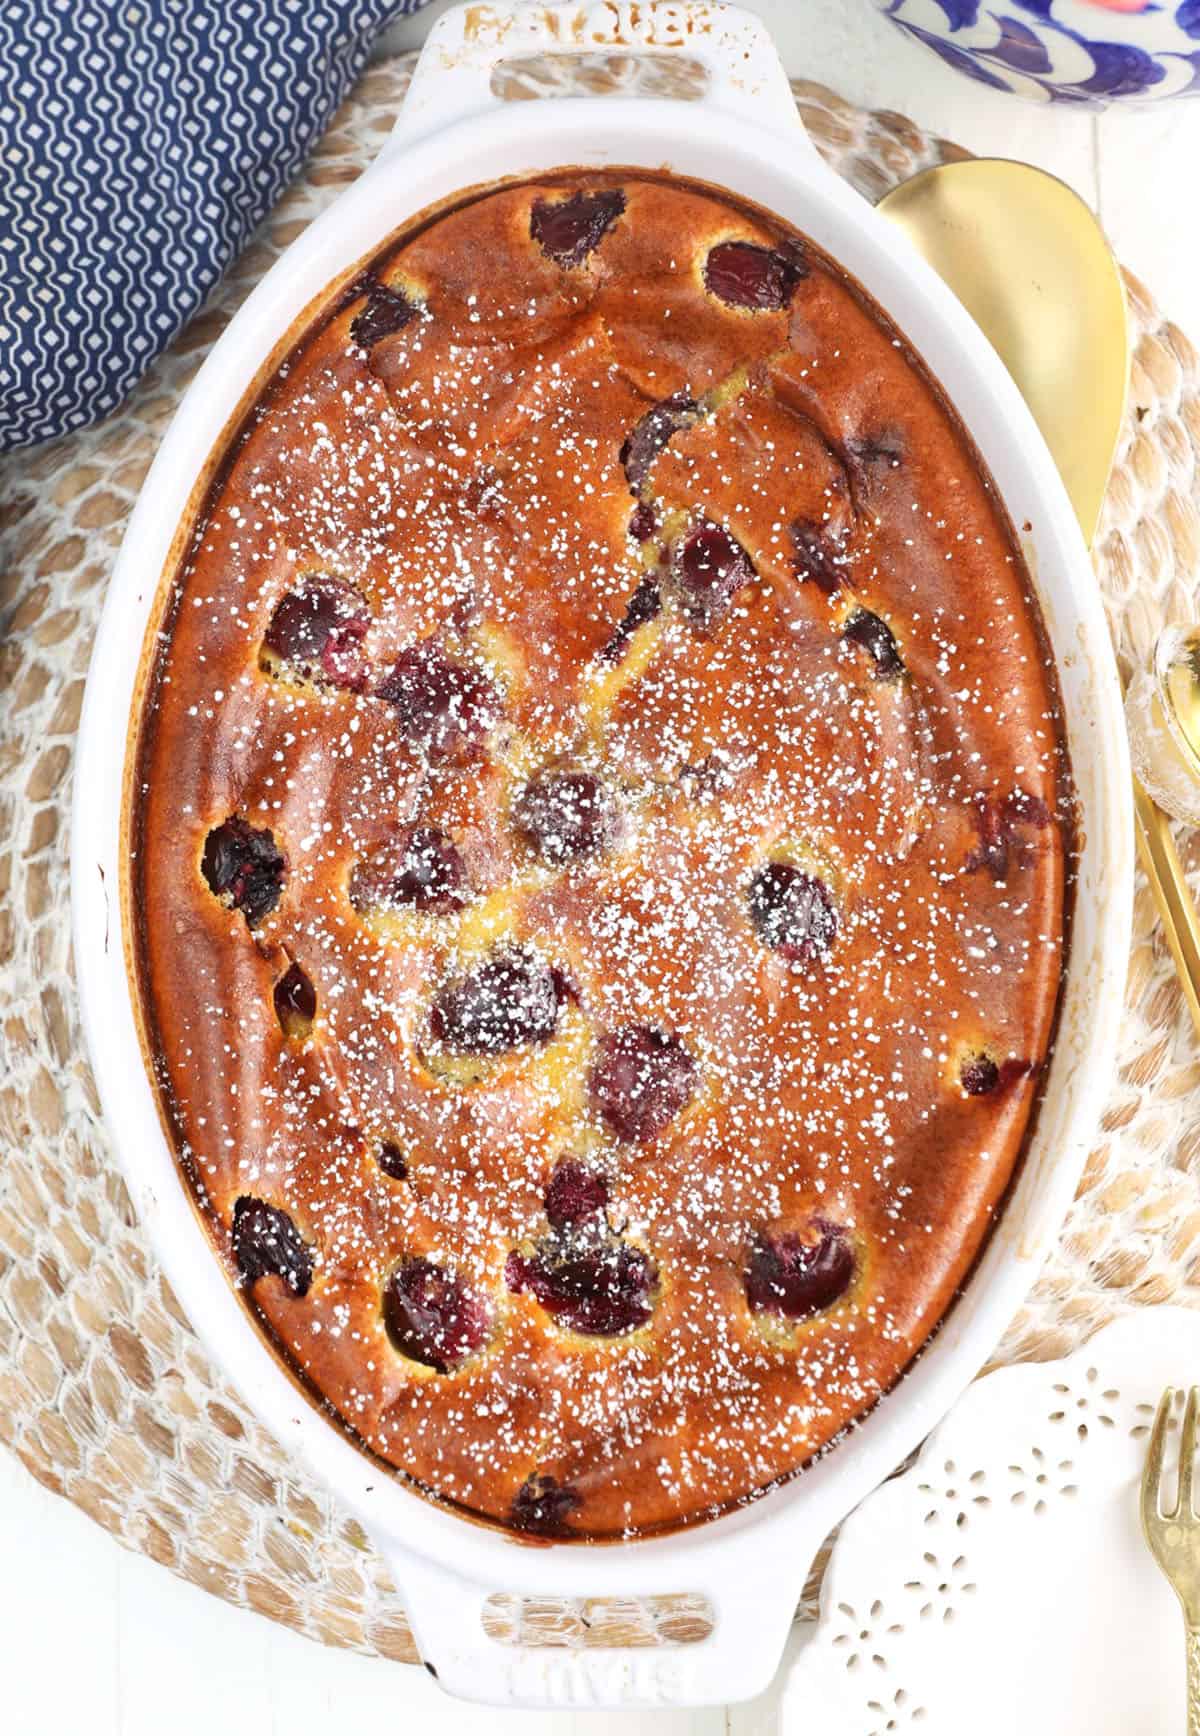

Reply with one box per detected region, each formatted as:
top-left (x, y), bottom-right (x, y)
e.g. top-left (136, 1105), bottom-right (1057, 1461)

top-left (133, 172), bottom-right (1070, 1540)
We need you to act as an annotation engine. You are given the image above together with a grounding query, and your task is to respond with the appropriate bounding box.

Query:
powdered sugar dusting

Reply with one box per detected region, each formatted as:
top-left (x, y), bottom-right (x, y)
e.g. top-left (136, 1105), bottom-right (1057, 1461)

top-left (133, 173), bottom-right (1072, 1540)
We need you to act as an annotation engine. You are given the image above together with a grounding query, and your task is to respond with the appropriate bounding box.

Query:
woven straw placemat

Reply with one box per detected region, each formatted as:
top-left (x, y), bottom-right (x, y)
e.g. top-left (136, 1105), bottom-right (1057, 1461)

top-left (2, 52), bottom-right (1199, 1665)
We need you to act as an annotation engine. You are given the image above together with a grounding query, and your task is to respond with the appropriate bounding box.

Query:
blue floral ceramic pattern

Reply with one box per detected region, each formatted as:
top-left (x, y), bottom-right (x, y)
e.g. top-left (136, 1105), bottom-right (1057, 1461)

top-left (871, 0), bottom-right (1200, 101)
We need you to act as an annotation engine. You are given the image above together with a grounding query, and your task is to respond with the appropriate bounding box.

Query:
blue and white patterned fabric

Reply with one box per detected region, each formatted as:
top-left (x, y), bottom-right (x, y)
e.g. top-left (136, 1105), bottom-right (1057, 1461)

top-left (0, 0), bottom-right (431, 453)
top-left (872, 0), bottom-right (1200, 103)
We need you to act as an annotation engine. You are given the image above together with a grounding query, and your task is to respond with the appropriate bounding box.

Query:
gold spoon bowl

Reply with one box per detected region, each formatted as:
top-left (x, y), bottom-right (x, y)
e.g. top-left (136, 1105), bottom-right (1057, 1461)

top-left (877, 159), bottom-right (1127, 549)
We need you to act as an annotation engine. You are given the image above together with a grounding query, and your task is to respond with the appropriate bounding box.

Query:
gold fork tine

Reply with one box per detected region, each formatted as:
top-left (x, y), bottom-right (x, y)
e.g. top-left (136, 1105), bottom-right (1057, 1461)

top-left (1142, 1384), bottom-right (1200, 1735)
top-left (1182, 1388), bottom-right (1200, 1521)
top-left (1144, 1387), bottom-right (1174, 1527)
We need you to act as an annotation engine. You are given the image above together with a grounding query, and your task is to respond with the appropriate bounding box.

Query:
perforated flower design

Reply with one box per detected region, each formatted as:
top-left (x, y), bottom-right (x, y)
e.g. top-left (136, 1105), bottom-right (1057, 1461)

top-left (903, 1548), bottom-right (977, 1622)
top-left (865, 1686), bottom-right (927, 1733)
top-left (831, 1599), bottom-right (905, 1671)
top-left (916, 1456), bottom-right (992, 1530)
top-left (1048, 1363), bottom-right (1123, 1439)
top-left (1008, 1445), bottom-right (1079, 1513)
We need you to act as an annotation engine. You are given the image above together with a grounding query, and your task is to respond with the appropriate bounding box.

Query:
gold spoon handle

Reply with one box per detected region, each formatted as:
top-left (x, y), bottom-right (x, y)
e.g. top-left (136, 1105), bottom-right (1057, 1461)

top-left (1133, 777), bottom-right (1200, 1040)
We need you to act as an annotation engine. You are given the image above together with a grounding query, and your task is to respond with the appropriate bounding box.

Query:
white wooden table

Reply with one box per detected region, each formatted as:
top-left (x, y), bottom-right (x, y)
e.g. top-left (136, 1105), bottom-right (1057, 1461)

top-left (6, 3), bottom-right (1199, 1731)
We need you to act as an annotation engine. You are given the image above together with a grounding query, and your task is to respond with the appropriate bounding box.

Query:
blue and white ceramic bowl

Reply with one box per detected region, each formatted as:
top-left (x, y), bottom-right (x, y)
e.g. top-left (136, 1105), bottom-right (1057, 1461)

top-left (871, 0), bottom-right (1200, 102)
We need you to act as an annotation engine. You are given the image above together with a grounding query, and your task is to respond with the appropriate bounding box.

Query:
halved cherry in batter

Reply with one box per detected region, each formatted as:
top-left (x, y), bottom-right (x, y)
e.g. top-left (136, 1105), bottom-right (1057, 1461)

top-left (376, 640), bottom-right (501, 765)
top-left (377, 1140), bottom-right (410, 1180)
top-left (703, 239), bottom-right (806, 311)
top-left (506, 1237), bottom-right (656, 1337)
top-left (967, 788), bottom-right (1053, 881)
top-left (530, 188), bottom-right (626, 267)
top-left (263, 575), bottom-right (370, 692)
top-left (748, 863), bottom-right (838, 964)
top-left (671, 520), bottom-right (755, 633)
top-left (744, 1222), bottom-right (854, 1320)
top-left (350, 277), bottom-right (419, 350)
top-left (430, 946), bottom-right (567, 1056)
top-left (544, 1160), bottom-right (608, 1231)
top-left (349, 824), bottom-right (468, 915)
top-left (383, 1258), bottom-right (492, 1372)
top-left (232, 1197), bottom-right (313, 1297)
top-left (589, 1025), bottom-right (697, 1145)
top-left (201, 816), bottom-right (285, 929)
top-left (841, 609), bottom-right (904, 681)
top-left (511, 1473), bottom-right (582, 1536)
top-left (511, 769), bottom-right (618, 866)
top-left (628, 502), bottom-right (658, 545)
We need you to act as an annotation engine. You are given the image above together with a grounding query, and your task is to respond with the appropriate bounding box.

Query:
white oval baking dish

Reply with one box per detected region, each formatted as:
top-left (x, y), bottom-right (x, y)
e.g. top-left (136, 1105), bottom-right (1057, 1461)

top-left (71, 1), bottom-right (1133, 1711)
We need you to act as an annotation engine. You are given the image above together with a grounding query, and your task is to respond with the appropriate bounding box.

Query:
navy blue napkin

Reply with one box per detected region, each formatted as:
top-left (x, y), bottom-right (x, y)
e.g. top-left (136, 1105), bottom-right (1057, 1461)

top-left (0, 0), bottom-right (431, 453)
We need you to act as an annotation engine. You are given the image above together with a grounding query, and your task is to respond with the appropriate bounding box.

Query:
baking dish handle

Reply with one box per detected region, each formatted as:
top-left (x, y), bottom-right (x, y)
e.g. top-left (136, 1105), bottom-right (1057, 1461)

top-left (386, 1544), bottom-right (805, 1709)
top-left (383, 1), bottom-right (809, 157)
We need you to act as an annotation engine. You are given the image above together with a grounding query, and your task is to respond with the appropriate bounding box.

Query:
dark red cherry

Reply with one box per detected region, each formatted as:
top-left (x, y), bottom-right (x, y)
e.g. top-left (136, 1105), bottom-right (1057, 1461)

top-left (628, 502), bottom-right (658, 544)
top-left (620, 392), bottom-right (698, 492)
top-left (842, 609), bottom-right (904, 680)
top-left (263, 576), bottom-right (370, 692)
top-left (231, 1197), bottom-right (313, 1297)
top-left (273, 961), bottom-right (316, 1038)
top-left (745, 1223), bottom-right (854, 1320)
top-left (748, 862), bottom-right (838, 964)
top-left (351, 277), bottom-right (418, 350)
top-left (530, 188), bottom-right (626, 267)
top-left (350, 825), bottom-right (468, 915)
top-left (506, 1239), bottom-right (656, 1336)
top-left (672, 520), bottom-right (755, 631)
top-left (378, 1140), bottom-right (410, 1180)
top-left (704, 240), bottom-right (806, 311)
top-left (202, 817), bottom-right (285, 929)
top-left (430, 946), bottom-right (565, 1056)
top-left (383, 1258), bottom-right (491, 1372)
top-left (376, 640), bottom-right (501, 765)
top-left (511, 1473), bottom-right (582, 1536)
top-left (960, 1052), bottom-right (999, 1095)
top-left (601, 572), bottom-right (662, 664)
top-left (960, 1052), bottom-right (1033, 1095)
top-left (545, 1161), bottom-right (608, 1231)
top-left (791, 519), bottom-right (848, 595)
top-left (512, 769), bottom-right (617, 866)
top-left (967, 788), bottom-right (1053, 881)
top-left (589, 1025), bottom-right (697, 1145)
top-left (265, 578), bottom-right (349, 662)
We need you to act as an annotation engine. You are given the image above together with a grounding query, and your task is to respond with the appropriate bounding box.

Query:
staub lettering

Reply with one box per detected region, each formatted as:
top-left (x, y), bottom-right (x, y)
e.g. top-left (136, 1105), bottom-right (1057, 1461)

top-left (465, 3), bottom-right (705, 51)
top-left (505, 1647), bottom-right (688, 1706)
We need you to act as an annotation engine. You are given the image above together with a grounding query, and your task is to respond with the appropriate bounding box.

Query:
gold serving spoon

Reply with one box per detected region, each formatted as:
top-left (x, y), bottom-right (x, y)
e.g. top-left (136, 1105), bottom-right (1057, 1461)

top-left (878, 158), bottom-right (1200, 1040)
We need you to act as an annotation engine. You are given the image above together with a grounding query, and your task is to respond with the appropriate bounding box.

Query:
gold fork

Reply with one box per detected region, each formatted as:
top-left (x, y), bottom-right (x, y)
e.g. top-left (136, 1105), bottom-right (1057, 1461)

top-left (1143, 1387), bottom-right (1200, 1730)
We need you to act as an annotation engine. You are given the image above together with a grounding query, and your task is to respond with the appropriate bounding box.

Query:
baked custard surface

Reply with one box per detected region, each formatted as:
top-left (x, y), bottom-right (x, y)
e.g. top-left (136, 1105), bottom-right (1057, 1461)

top-left (133, 172), bottom-right (1071, 1539)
